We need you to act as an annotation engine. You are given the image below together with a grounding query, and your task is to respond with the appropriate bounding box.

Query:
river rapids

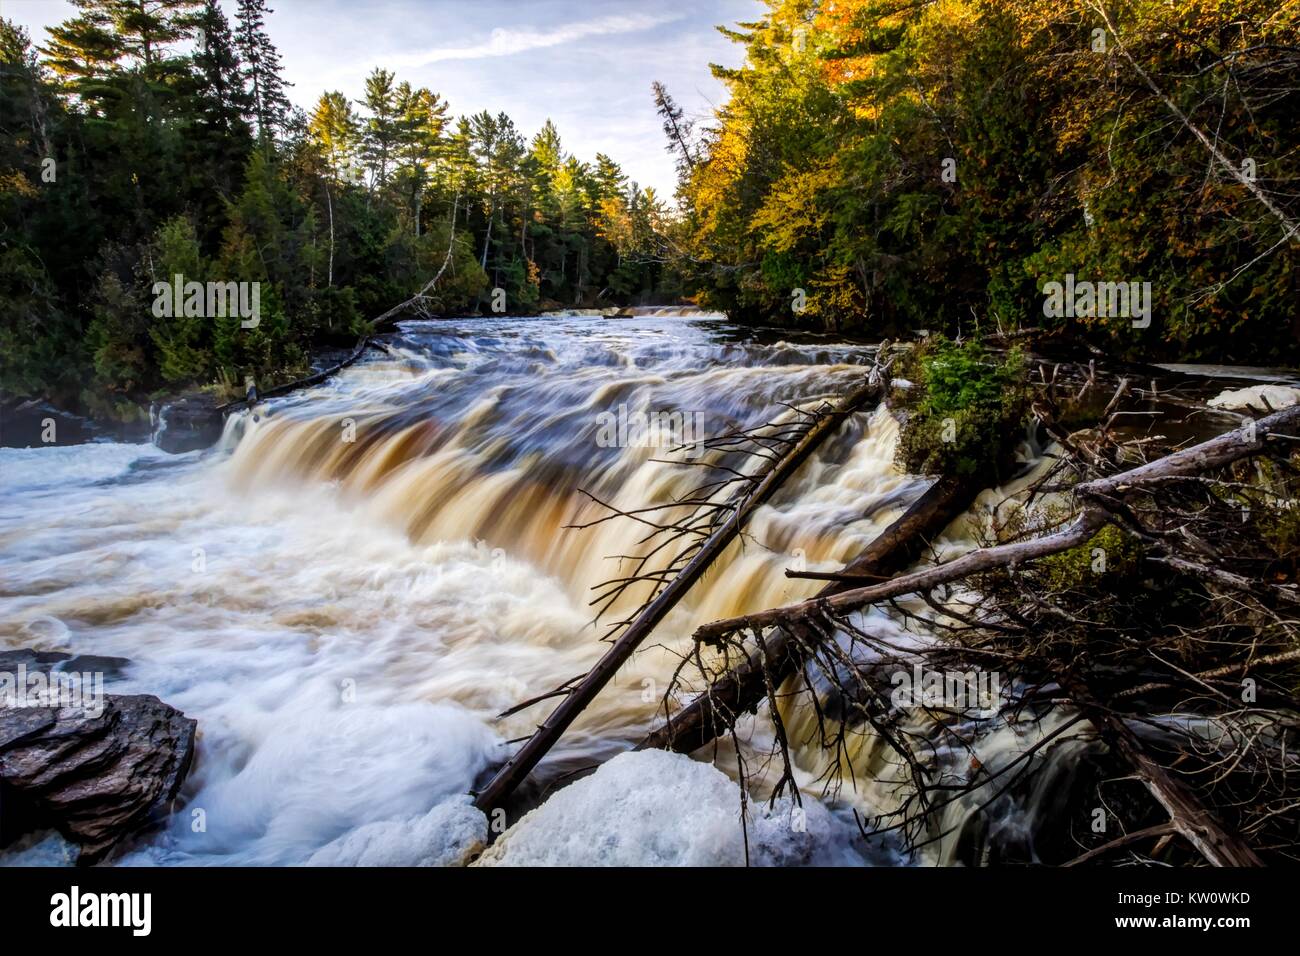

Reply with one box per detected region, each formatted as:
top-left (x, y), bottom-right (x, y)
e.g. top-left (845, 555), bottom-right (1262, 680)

top-left (1, 311), bottom-right (1078, 866)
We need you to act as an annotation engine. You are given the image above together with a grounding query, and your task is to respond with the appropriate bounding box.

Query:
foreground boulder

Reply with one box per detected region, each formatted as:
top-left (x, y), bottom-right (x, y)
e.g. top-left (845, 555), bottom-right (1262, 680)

top-left (0, 654), bottom-right (196, 864)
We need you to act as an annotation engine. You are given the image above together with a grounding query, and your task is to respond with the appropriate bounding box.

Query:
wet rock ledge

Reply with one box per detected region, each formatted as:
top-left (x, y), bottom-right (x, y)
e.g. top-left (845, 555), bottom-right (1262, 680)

top-left (150, 392), bottom-right (226, 453)
top-left (0, 650), bottom-right (196, 864)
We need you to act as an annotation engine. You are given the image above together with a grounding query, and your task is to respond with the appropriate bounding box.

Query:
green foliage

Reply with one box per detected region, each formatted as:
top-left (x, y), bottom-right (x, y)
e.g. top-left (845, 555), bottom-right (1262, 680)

top-left (87, 266), bottom-right (150, 396)
top-left (0, 7), bottom-right (667, 419)
top-left (675, 0), bottom-right (1299, 361)
top-left (1037, 524), bottom-right (1143, 597)
top-left (894, 337), bottom-right (1028, 478)
top-left (1259, 500), bottom-right (1300, 567)
top-left (0, 246), bottom-right (81, 403)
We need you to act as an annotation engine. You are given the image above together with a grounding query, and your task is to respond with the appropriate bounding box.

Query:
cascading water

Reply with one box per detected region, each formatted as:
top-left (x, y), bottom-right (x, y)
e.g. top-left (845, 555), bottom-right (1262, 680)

top-left (0, 311), bottom-right (1058, 866)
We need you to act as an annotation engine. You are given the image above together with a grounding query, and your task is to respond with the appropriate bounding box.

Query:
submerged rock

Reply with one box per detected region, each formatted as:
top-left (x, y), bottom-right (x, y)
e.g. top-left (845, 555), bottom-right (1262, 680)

top-left (0, 395), bottom-right (101, 447)
top-left (0, 652), bottom-right (196, 864)
top-left (0, 648), bottom-right (130, 680)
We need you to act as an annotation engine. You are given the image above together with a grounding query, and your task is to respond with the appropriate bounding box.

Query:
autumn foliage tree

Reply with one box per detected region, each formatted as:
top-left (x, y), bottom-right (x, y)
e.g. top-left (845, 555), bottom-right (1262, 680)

top-left (675, 0), bottom-right (1299, 361)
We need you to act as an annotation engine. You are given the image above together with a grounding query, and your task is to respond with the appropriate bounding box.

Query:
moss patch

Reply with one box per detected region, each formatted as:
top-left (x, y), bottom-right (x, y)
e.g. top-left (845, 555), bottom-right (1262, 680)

top-left (893, 336), bottom-right (1029, 479)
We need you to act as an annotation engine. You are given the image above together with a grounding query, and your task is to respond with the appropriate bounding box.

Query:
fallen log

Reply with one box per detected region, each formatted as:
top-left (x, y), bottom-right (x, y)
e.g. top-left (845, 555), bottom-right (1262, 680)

top-left (643, 403), bottom-right (1300, 864)
top-left (687, 403), bottom-right (1300, 638)
top-left (211, 216), bottom-right (469, 417)
top-left (217, 335), bottom-right (381, 415)
top-left (472, 374), bottom-right (887, 815)
top-left (214, 201), bottom-right (465, 417)
top-left (638, 471), bottom-right (981, 753)
top-left (1065, 679), bottom-right (1264, 867)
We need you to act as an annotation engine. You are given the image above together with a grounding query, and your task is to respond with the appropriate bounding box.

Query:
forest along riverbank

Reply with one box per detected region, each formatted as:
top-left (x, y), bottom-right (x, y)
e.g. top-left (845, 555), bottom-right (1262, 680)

top-left (1, 312), bottom-right (1292, 866)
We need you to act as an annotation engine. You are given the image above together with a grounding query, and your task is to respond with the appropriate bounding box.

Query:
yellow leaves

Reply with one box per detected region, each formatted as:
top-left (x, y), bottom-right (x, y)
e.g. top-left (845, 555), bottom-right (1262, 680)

top-left (815, 0), bottom-right (889, 89)
top-left (749, 157), bottom-right (841, 252)
top-left (688, 124), bottom-right (751, 237)
top-left (595, 195), bottom-right (630, 247)
top-left (0, 168), bottom-right (39, 200)
top-left (808, 261), bottom-right (864, 318)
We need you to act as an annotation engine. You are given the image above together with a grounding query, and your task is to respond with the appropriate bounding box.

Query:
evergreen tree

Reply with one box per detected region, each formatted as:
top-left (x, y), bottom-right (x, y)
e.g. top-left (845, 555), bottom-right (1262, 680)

top-left (38, 3), bottom-right (124, 100)
top-left (392, 82), bottom-right (446, 234)
top-left (193, 0), bottom-right (249, 137)
top-left (234, 0), bottom-right (289, 143)
top-left (108, 0), bottom-right (204, 77)
top-left (2, 17), bottom-right (666, 414)
top-left (309, 90), bottom-right (359, 179)
top-left (359, 67), bottom-right (398, 190)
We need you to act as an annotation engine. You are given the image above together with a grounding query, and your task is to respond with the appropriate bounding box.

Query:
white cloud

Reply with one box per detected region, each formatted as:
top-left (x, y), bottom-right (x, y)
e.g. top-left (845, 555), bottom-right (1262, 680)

top-left (391, 12), bottom-right (685, 68)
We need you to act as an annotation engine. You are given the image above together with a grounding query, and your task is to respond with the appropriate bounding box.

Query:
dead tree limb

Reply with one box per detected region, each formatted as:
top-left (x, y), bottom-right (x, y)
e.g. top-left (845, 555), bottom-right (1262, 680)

top-left (1090, 1), bottom-right (1299, 244)
top-left (638, 472), bottom-right (981, 753)
top-left (1067, 681), bottom-right (1265, 867)
top-left (471, 374), bottom-right (888, 815)
top-left (1061, 822), bottom-right (1178, 867)
top-left (216, 194), bottom-right (466, 415)
top-left (217, 335), bottom-right (381, 414)
top-left (372, 185), bottom-right (462, 329)
top-left (642, 402), bottom-right (1300, 864)
top-left (689, 404), bottom-right (1300, 638)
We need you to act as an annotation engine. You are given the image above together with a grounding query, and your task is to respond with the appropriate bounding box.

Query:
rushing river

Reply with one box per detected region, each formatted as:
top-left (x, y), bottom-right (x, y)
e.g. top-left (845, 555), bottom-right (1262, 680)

top-left (0, 310), bottom-right (1033, 866)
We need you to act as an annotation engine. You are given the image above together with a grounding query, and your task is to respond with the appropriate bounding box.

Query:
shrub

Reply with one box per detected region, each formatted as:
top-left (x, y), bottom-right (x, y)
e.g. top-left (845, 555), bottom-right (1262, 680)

top-left (894, 336), bottom-right (1029, 479)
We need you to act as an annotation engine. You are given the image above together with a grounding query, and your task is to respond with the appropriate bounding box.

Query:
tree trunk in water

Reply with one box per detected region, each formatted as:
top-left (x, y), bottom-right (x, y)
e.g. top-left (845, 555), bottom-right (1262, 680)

top-left (637, 472), bottom-right (980, 753)
top-left (472, 377), bottom-right (887, 815)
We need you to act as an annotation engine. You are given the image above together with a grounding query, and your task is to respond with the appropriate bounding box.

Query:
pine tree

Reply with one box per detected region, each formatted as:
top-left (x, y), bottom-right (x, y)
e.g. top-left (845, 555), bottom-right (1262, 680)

top-left (234, 0), bottom-right (289, 143)
top-left (392, 82), bottom-right (446, 234)
top-left (183, 0), bottom-right (252, 240)
top-left (38, 3), bottom-right (124, 96)
top-left (193, 0), bottom-right (250, 137)
top-left (41, 0), bottom-right (202, 88)
top-left (359, 67), bottom-right (398, 189)
top-left (651, 81), bottom-right (696, 178)
top-left (530, 119), bottom-right (563, 181)
top-left (109, 0), bottom-right (204, 76)
top-left (591, 153), bottom-right (627, 204)
top-left (309, 90), bottom-right (359, 179)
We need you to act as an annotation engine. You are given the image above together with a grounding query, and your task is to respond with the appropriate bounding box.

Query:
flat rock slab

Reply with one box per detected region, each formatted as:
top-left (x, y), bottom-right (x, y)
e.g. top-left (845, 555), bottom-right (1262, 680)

top-left (0, 648), bottom-right (131, 679)
top-left (1, 690), bottom-right (196, 864)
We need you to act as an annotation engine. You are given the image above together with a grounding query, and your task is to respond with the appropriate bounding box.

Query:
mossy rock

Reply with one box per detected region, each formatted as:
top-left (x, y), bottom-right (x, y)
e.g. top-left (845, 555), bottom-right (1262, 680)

top-left (1037, 524), bottom-right (1143, 594)
top-left (893, 336), bottom-right (1029, 479)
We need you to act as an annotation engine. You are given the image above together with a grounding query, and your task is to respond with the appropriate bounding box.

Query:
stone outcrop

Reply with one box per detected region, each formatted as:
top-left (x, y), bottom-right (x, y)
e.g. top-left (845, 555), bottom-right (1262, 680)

top-left (150, 392), bottom-right (226, 453)
top-left (0, 651), bottom-right (196, 864)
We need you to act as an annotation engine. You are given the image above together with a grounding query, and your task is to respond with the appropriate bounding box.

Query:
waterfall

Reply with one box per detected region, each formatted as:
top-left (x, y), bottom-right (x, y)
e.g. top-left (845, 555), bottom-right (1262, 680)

top-left (0, 311), bottom-right (1065, 865)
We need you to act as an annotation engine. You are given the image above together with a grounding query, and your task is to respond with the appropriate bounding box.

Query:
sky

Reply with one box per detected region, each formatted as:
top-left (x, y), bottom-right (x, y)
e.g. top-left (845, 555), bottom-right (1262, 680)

top-left (3, 0), bottom-right (764, 196)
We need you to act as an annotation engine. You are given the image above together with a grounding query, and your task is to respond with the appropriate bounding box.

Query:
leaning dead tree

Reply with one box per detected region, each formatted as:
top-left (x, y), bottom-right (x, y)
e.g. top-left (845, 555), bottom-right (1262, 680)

top-left (372, 186), bottom-right (464, 328)
top-left (644, 399), bottom-right (1300, 865)
top-left (636, 471), bottom-right (982, 755)
top-left (473, 364), bottom-right (890, 815)
top-left (687, 405), bottom-right (1300, 634)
